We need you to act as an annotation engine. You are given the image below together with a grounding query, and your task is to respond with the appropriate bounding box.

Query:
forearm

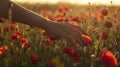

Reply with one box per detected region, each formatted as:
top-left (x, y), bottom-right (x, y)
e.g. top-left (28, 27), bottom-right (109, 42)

top-left (0, 0), bottom-right (52, 29)
top-left (0, 0), bottom-right (9, 19)
top-left (12, 1), bottom-right (52, 29)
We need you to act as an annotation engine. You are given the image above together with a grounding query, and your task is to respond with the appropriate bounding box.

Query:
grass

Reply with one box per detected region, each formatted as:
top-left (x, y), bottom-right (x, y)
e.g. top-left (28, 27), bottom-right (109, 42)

top-left (0, 2), bottom-right (120, 67)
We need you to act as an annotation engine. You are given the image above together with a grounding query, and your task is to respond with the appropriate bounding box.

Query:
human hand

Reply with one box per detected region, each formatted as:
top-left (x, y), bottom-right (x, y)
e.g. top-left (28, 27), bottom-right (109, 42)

top-left (44, 21), bottom-right (87, 47)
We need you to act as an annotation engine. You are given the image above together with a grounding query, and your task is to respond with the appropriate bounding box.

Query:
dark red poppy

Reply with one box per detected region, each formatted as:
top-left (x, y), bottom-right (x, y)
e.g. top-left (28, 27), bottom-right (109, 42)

top-left (30, 54), bottom-right (39, 64)
top-left (10, 34), bottom-right (20, 40)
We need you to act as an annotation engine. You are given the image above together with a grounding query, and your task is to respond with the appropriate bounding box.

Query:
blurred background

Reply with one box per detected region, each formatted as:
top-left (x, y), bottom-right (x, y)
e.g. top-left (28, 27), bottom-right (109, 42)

top-left (12, 0), bottom-right (120, 6)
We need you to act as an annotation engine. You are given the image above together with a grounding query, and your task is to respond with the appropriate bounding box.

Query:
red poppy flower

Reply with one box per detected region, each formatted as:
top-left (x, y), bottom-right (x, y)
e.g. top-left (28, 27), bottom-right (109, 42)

top-left (44, 15), bottom-right (53, 20)
top-left (100, 9), bottom-right (109, 16)
top-left (69, 21), bottom-right (78, 26)
top-left (104, 21), bottom-right (113, 28)
top-left (70, 51), bottom-right (80, 63)
top-left (0, 46), bottom-right (9, 55)
top-left (116, 8), bottom-right (120, 13)
top-left (100, 32), bottom-right (108, 40)
top-left (44, 39), bottom-right (53, 46)
top-left (30, 54), bottom-right (39, 64)
top-left (100, 50), bottom-right (118, 67)
top-left (63, 47), bottom-right (80, 63)
top-left (55, 17), bottom-right (65, 22)
top-left (16, 32), bottom-right (23, 36)
top-left (42, 8), bottom-right (48, 12)
top-left (21, 38), bottom-right (28, 43)
top-left (54, 13), bottom-right (64, 18)
top-left (57, 6), bottom-right (68, 12)
top-left (21, 43), bottom-right (31, 50)
top-left (10, 24), bottom-right (18, 31)
top-left (10, 34), bottom-right (20, 40)
top-left (63, 47), bottom-right (74, 55)
top-left (63, 6), bottom-right (69, 12)
top-left (82, 34), bottom-right (92, 45)
top-left (2, 46), bottom-right (9, 52)
top-left (3, 26), bottom-right (10, 33)
top-left (57, 7), bottom-right (63, 12)
top-left (64, 18), bottom-right (71, 22)
top-left (72, 16), bottom-right (80, 22)
top-left (0, 18), bottom-right (7, 23)
top-left (0, 48), bottom-right (3, 55)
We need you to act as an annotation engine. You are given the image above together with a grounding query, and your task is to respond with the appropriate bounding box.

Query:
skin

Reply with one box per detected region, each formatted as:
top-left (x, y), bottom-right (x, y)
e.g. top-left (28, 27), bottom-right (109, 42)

top-left (0, 0), bottom-right (87, 47)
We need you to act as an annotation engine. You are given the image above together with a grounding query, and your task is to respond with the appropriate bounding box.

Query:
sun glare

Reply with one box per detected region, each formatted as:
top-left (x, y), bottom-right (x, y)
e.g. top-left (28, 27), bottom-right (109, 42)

top-left (12, 0), bottom-right (120, 5)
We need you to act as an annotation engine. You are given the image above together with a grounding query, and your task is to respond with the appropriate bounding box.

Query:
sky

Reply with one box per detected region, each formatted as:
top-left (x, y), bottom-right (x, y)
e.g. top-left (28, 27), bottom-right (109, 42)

top-left (12, 0), bottom-right (120, 6)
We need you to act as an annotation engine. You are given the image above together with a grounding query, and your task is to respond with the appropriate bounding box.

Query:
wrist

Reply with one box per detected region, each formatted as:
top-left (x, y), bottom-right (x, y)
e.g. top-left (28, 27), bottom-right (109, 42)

top-left (41, 20), bottom-right (55, 30)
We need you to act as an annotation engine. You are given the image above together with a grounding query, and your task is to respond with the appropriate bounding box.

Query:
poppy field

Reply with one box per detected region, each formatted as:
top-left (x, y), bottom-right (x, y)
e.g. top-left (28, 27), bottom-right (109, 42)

top-left (0, 2), bottom-right (120, 67)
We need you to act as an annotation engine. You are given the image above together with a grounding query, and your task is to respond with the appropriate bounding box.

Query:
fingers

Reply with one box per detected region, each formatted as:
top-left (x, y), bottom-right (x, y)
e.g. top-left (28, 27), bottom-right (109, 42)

top-left (65, 36), bottom-right (78, 48)
top-left (74, 35), bottom-right (84, 47)
top-left (65, 25), bottom-right (88, 47)
top-left (65, 33), bottom-right (86, 47)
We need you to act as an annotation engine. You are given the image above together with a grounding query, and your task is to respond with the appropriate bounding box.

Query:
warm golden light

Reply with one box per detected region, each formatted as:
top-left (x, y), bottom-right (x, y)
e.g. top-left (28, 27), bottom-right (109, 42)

top-left (12, 0), bottom-right (120, 5)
